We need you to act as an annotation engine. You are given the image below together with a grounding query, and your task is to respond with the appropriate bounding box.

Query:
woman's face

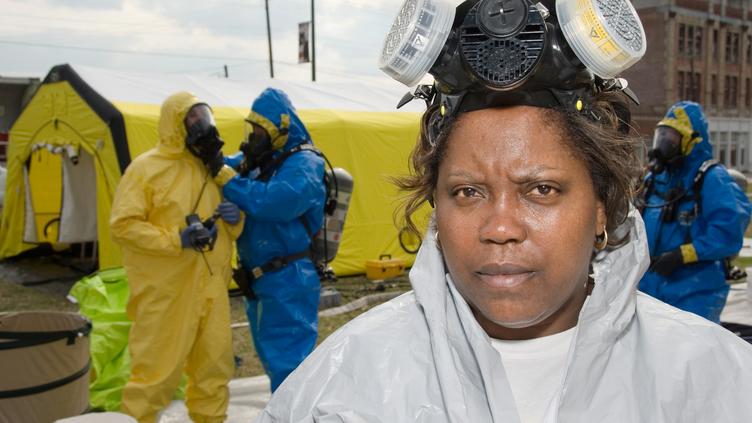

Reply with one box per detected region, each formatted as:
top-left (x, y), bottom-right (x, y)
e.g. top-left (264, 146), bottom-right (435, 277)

top-left (435, 106), bottom-right (605, 340)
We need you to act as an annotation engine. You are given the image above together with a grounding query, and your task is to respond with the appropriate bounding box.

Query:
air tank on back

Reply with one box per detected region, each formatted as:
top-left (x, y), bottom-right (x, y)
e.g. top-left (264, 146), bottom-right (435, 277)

top-left (727, 168), bottom-right (748, 193)
top-left (312, 167), bottom-right (353, 264)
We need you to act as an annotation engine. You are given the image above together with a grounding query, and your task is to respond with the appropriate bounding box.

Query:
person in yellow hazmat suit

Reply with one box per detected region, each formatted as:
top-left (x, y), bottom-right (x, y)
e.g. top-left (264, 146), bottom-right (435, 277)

top-left (110, 91), bottom-right (243, 423)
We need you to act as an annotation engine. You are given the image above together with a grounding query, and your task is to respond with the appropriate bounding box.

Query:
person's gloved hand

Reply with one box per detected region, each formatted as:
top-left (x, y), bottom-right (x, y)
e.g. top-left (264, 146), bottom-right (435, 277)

top-left (216, 201), bottom-right (241, 225)
top-left (649, 249), bottom-right (684, 277)
top-left (180, 224), bottom-right (203, 249)
top-left (180, 218), bottom-right (217, 250)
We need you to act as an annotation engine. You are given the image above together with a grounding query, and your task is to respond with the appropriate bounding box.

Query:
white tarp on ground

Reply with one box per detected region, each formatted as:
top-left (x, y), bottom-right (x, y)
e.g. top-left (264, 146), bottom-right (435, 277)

top-left (56, 376), bottom-right (271, 422)
top-left (721, 281), bottom-right (752, 326)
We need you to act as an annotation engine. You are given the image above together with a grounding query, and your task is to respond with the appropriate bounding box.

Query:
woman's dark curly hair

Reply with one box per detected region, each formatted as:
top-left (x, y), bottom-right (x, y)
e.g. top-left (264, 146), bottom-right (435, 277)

top-left (394, 91), bottom-right (643, 248)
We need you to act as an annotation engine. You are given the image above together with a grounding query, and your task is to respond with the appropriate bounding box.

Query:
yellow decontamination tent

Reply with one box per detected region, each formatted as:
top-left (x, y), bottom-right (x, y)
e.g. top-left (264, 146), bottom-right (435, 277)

top-left (0, 64), bottom-right (427, 275)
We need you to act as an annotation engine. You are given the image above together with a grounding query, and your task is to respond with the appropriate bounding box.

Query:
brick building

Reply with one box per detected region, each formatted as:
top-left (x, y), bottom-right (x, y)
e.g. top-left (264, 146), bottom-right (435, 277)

top-left (623, 0), bottom-right (752, 172)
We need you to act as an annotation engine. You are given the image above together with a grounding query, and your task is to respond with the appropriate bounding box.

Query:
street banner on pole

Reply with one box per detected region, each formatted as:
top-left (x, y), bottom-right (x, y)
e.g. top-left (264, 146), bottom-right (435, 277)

top-left (299, 22), bottom-right (311, 64)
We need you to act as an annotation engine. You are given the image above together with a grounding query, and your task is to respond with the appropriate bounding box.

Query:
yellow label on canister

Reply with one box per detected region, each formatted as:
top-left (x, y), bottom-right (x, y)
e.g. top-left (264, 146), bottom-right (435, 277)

top-left (578, 0), bottom-right (618, 57)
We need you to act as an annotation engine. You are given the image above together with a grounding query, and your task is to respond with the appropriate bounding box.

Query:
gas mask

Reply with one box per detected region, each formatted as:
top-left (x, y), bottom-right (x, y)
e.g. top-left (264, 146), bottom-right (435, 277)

top-left (378, 0), bottom-right (646, 135)
top-left (647, 125), bottom-right (684, 174)
top-left (184, 103), bottom-right (224, 162)
top-left (238, 121), bottom-right (274, 176)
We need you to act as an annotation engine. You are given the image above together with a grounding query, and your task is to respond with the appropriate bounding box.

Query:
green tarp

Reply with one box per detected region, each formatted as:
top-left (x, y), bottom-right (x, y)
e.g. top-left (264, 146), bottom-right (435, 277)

top-left (69, 267), bottom-right (185, 411)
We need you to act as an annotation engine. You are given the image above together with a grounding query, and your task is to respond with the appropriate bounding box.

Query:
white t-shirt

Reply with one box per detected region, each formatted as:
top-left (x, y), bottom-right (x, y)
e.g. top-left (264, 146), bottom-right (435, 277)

top-left (490, 327), bottom-right (576, 423)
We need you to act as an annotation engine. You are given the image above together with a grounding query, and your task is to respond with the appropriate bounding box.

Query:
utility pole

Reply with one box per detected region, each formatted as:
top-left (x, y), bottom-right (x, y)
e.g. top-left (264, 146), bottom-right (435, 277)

top-left (265, 0), bottom-right (274, 78)
top-left (311, 0), bottom-right (316, 81)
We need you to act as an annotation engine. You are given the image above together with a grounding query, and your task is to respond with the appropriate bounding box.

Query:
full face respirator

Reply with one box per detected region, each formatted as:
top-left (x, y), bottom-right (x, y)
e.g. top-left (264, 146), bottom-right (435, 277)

top-left (378, 0), bottom-right (646, 134)
top-left (184, 103), bottom-right (225, 162)
top-left (647, 125), bottom-right (684, 174)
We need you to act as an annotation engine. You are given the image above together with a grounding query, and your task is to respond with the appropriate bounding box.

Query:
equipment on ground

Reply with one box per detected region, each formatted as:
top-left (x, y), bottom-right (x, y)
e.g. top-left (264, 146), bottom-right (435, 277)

top-left (0, 311), bottom-right (91, 423)
top-left (366, 254), bottom-right (407, 281)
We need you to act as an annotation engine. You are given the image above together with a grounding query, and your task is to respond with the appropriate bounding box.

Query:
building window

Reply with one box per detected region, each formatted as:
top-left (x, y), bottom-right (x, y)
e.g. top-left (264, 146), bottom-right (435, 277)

top-left (711, 74), bottom-right (718, 106)
top-left (679, 25), bottom-right (704, 57)
top-left (725, 75), bottom-right (739, 108)
top-left (726, 32), bottom-right (740, 64)
top-left (713, 29), bottom-right (719, 60)
top-left (742, 146), bottom-right (746, 167)
top-left (720, 132), bottom-right (728, 165)
top-left (746, 77), bottom-right (751, 108)
top-left (678, 71), bottom-right (685, 100)
top-left (748, 34), bottom-right (752, 64)
top-left (692, 72), bottom-right (702, 102)
top-left (694, 27), bottom-right (703, 57)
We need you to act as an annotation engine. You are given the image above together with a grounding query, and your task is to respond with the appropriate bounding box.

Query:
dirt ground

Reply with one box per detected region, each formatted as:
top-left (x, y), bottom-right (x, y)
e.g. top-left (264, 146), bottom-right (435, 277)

top-left (0, 252), bottom-right (411, 378)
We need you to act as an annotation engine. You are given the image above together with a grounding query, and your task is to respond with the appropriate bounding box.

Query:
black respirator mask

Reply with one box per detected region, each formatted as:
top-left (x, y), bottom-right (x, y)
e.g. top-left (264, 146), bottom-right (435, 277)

top-left (238, 122), bottom-right (274, 176)
top-left (184, 103), bottom-right (225, 161)
top-left (379, 0), bottom-right (646, 137)
top-left (647, 125), bottom-right (684, 174)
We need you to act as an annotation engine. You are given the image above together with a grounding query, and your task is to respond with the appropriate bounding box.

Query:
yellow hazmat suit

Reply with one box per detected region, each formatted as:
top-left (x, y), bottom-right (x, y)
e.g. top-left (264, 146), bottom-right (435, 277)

top-left (110, 92), bottom-right (242, 423)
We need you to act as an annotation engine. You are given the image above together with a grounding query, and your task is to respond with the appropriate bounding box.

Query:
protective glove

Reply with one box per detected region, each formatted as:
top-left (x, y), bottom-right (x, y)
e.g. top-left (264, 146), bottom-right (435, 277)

top-left (179, 221), bottom-right (217, 250)
top-left (216, 201), bottom-right (241, 225)
top-left (180, 224), bottom-right (203, 249)
top-left (649, 249), bottom-right (684, 277)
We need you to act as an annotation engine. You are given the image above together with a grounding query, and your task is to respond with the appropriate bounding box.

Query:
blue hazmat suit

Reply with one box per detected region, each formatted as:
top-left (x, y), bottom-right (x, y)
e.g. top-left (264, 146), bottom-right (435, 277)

top-left (639, 101), bottom-right (751, 322)
top-left (222, 88), bottom-right (326, 391)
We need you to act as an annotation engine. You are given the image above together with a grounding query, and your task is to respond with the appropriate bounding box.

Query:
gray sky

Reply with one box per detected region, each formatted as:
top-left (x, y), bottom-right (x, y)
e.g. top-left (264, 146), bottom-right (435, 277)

top-left (0, 0), bottom-right (406, 82)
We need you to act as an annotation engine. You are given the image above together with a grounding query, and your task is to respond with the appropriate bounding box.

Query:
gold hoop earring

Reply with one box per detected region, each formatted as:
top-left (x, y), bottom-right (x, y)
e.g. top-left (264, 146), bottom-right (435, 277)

top-left (434, 230), bottom-right (441, 250)
top-left (594, 226), bottom-right (608, 250)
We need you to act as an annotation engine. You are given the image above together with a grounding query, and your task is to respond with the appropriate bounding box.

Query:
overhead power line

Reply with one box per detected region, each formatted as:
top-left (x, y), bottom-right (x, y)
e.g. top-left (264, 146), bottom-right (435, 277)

top-left (0, 39), bottom-right (269, 62)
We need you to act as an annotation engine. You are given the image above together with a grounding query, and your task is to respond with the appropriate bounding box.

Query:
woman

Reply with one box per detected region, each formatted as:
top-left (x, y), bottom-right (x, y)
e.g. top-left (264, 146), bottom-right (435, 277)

top-left (256, 98), bottom-right (752, 423)
top-left (256, 0), bottom-right (752, 421)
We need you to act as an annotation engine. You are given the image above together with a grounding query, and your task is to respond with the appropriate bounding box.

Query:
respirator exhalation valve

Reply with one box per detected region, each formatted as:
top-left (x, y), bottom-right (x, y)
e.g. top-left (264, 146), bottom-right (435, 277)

top-left (460, 0), bottom-right (546, 88)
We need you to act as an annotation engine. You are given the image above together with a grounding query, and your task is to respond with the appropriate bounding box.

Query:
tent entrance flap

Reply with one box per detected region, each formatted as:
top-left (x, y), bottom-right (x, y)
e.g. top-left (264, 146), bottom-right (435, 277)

top-left (23, 146), bottom-right (97, 245)
top-left (23, 149), bottom-right (62, 243)
top-left (59, 149), bottom-right (97, 243)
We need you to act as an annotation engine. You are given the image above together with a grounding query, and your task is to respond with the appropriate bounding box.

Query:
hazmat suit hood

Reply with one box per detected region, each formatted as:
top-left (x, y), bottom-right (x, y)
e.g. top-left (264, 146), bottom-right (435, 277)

top-left (407, 209), bottom-right (651, 420)
top-left (158, 91), bottom-right (200, 155)
top-left (654, 101), bottom-right (712, 189)
top-left (246, 87), bottom-right (311, 153)
top-left (258, 207), bottom-right (752, 421)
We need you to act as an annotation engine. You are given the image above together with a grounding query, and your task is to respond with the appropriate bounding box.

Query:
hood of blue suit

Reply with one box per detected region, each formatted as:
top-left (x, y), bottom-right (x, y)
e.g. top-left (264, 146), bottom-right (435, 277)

top-left (247, 87), bottom-right (311, 152)
top-left (655, 101), bottom-right (712, 187)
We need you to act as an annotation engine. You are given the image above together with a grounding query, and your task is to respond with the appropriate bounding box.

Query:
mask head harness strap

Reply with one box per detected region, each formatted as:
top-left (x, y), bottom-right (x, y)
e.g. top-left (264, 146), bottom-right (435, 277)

top-left (246, 111), bottom-right (291, 151)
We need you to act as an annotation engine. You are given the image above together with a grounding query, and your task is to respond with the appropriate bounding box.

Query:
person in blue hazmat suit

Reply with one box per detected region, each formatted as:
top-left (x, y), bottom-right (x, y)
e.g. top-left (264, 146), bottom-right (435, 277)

top-left (639, 101), bottom-right (751, 322)
top-left (222, 87), bottom-right (326, 392)
top-left (110, 92), bottom-right (243, 422)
